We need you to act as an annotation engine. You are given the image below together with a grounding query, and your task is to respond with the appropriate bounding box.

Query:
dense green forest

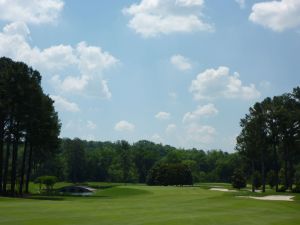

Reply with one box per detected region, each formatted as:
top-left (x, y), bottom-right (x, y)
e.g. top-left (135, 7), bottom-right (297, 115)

top-left (1, 57), bottom-right (300, 196)
top-left (34, 138), bottom-right (241, 184)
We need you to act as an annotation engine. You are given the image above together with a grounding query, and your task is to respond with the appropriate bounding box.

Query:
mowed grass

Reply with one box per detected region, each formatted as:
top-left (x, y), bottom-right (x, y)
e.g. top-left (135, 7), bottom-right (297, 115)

top-left (1, 184), bottom-right (300, 225)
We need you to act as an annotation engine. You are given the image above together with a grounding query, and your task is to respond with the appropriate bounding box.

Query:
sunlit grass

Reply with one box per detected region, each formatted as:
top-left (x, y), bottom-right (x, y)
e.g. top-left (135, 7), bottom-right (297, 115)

top-left (1, 183), bottom-right (300, 225)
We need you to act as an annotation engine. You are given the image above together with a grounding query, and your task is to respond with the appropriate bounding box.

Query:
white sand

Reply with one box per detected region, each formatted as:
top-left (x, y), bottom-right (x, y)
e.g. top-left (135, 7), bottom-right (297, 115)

top-left (237, 195), bottom-right (295, 201)
top-left (246, 189), bottom-right (262, 193)
top-left (210, 188), bottom-right (237, 192)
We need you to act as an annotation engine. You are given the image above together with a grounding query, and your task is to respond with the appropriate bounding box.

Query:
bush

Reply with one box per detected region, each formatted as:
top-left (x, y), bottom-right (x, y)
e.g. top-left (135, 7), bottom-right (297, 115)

top-left (147, 163), bottom-right (193, 186)
top-left (231, 169), bottom-right (246, 189)
top-left (35, 176), bottom-right (57, 193)
top-left (252, 171), bottom-right (262, 189)
top-left (277, 186), bottom-right (287, 192)
top-left (292, 185), bottom-right (300, 193)
top-left (294, 164), bottom-right (300, 186)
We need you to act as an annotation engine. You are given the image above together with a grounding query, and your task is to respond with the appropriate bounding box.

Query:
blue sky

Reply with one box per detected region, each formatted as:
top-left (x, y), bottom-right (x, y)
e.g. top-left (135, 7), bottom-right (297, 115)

top-left (0, 0), bottom-right (299, 152)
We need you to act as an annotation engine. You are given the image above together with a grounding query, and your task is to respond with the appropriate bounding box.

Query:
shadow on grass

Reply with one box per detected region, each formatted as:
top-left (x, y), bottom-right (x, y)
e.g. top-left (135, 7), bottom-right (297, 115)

top-left (26, 193), bottom-right (113, 201)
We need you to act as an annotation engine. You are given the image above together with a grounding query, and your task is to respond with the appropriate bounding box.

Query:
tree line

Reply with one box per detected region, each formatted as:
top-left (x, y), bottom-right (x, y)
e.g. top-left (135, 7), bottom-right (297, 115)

top-left (236, 87), bottom-right (300, 192)
top-left (33, 138), bottom-right (241, 185)
top-left (0, 57), bottom-right (61, 196)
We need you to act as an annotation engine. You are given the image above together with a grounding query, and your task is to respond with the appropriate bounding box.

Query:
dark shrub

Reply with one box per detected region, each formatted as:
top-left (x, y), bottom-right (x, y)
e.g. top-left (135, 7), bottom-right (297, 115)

top-left (147, 163), bottom-right (193, 186)
top-left (252, 171), bottom-right (262, 189)
top-left (277, 186), bottom-right (287, 192)
top-left (292, 186), bottom-right (300, 193)
top-left (35, 176), bottom-right (57, 193)
top-left (231, 169), bottom-right (246, 189)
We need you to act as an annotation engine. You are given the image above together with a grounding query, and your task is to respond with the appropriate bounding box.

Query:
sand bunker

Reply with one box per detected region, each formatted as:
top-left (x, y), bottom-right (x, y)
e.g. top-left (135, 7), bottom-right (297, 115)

top-left (210, 188), bottom-right (237, 192)
top-left (238, 195), bottom-right (294, 201)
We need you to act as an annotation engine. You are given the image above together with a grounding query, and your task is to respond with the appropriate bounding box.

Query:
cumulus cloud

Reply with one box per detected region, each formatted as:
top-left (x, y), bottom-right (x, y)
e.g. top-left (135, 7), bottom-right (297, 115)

top-left (123, 0), bottom-right (213, 37)
top-left (50, 95), bottom-right (80, 112)
top-left (183, 103), bottom-right (218, 123)
top-left (0, 0), bottom-right (64, 24)
top-left (190, 66), bottom-right (260, 100)
top-left (249, 0), bottom-right (300, 32)
top-left (235, 0), bottom-right (246, 9)
top-left (185, 123), bottom-right (216, 144)
top-left (51, 75), bottom-right (89, 92)
top-left (155, 111), bottom-right (171, 120)
top-left (0, 22), bottom-right (118, 99)
top-left (176, 0), bottom-right (204, 7)
top-left (114, 120), bottom-right (135, 132)
top-left (76, 42), bottom-right (118, 74)
top-left (100, 80), bottom-right (112, 99)
top-left (166, 124), bottom-right (177, 134)
top-left (170, 54), bottom-right (192, 71)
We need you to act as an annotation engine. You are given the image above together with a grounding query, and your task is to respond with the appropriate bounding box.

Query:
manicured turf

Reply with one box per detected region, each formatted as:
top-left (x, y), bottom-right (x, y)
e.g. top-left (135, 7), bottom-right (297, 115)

top-left (1, 184), bottom-right (300, 225)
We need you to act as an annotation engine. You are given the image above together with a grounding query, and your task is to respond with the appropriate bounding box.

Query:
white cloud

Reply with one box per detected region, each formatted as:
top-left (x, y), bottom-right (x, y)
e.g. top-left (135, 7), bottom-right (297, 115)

top-left (155, 111), bottom-right (171, 120)
top-left (114, 120), bottom-right (135, 132)
top-left (170, 54), bottom-right (192, 71)
top-left (123, 0), bottom-right (213, 38)
top-left (176, 0), bottom-right (204, 7)
top-left (51, 75), bottom-right (89, 92)
top-left (100, 80), bottom-right (112, 99)
top-left (183, 103), bottom-right (218, 123)
top-left (87, 120), bottom-right (97, 130)
top-left (76, 42), bottom-right (118, 74)
top-left (0, 0), bottom-right (64, 24)
top-left (3, 21), bottom-right (30, 36)
top-left (185, 123), bottom-right (216, 144)
top-left (249, 0), bottom-right (300, 32)
top-left (0, 22), bottom-right (118, 99)
top-left (235, 0), bottom-right (246, 9)
top-left (166, 124), bottom-right (177, 134)
top-left (50, 95), bottom-right (80, 112)
top-left (190, 66), bottom-right (260, 100)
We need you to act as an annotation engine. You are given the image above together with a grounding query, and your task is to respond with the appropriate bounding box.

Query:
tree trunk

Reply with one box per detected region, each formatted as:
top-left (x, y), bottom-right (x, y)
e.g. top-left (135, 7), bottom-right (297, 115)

top-left (10, 133), bottom-right (19, 196)
top-left (288, 160), bottom-right (293, 190)
top-left (273, 141), bottom-right (279, 192)
top-left (261, 158), bottom-right (266, 193)
top-left (284, 161), bottom-right (289, 188)
top-left (0, 119), bottom-right (4, 194)
top-left (25, 144), bottom-right (33, 193)
top-left (251, 160), bottom-right (255, 192)
top-left (284, 145), bottom-right (289, 189)
top-left (19, 137), bottom-right (28, 196)
top-left (3, 138), bottom-right (11, 193)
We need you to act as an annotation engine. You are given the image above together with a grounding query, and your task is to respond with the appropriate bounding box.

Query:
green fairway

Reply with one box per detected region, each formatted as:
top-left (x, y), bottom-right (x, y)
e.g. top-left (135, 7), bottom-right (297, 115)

top-left (1, 184), bottom-right (300, 225)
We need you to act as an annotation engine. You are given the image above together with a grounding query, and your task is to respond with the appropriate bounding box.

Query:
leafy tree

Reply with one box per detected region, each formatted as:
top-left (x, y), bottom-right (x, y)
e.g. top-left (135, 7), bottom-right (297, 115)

top-left (231, 169), bottom-right (246, 190)
top-left (0, 57), bottom-right (60, 196)
top-left (64, 138), bottom-right (86, 183)
top-left (35, 176), bottom-right (57, 193)
top-left (147, 163), bottom-right (193, 186)
top-left (236, 87), bottom-right (300, 193)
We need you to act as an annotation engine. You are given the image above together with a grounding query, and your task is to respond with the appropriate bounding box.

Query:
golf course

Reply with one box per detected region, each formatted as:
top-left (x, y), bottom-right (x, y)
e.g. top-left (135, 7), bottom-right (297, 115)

top-left (1, 183), bottom-right (300, 225)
